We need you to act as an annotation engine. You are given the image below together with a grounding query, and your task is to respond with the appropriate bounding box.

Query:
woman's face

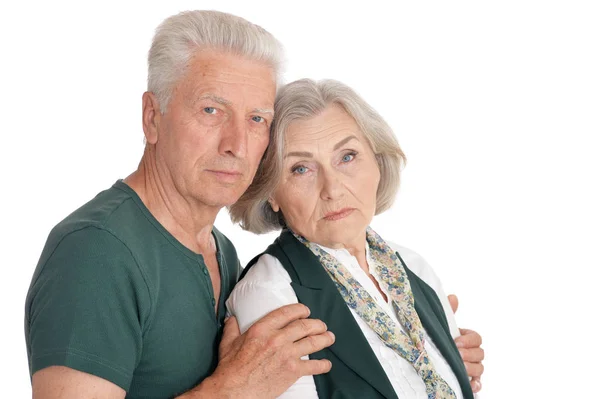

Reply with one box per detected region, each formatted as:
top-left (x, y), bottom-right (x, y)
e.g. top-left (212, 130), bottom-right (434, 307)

top-left (270, 104), bottom-right (381, 248)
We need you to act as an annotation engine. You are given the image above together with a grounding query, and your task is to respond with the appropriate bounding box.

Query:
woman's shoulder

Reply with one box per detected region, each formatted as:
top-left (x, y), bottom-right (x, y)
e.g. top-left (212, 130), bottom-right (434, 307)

top-left (240, 253), bottom-right (293, 286)
top-left (386, 241), bottom-right (443, 294)
top-left (386, 240), bottom-right (460, 337)
top-left (226, 254), bottom-right (298, 333)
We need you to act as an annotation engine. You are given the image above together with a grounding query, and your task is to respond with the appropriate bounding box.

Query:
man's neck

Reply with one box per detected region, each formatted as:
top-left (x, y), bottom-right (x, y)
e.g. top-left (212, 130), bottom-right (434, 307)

top-left (124, 149), bottom-right (219, 255)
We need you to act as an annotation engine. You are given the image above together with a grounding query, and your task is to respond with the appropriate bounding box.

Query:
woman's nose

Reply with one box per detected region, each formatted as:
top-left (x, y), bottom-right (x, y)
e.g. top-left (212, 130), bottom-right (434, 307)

top-left (320, 170), bottom-right (344, 201)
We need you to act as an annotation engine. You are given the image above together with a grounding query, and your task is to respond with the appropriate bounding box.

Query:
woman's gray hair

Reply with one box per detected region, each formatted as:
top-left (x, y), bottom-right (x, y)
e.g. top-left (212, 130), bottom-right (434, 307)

top-left (148, 10), bottom-right (284, 113)
top-left (230, 78), bottom-right (406, 234)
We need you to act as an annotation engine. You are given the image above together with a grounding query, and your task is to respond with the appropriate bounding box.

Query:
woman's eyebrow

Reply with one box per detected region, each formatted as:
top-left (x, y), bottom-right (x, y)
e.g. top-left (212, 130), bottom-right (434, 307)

top-left (285, 151), bottom-right (313, 159)
top-left (333, 135), bottom-right (358, 151)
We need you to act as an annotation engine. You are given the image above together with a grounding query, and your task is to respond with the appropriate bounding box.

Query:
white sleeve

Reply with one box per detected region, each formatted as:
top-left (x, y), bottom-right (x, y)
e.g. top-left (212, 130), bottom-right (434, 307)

top-left (388, 242), bottom-right (461, 339)
top-left (225, 254), bottom-right (319, 399)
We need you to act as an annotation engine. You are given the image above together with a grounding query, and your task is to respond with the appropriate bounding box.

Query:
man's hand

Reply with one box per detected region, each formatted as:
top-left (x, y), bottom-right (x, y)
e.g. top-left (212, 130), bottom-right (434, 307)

top-left (448, 294), bottom-right (484, 394)
top-left (186, 303), bottom-right (334, 399)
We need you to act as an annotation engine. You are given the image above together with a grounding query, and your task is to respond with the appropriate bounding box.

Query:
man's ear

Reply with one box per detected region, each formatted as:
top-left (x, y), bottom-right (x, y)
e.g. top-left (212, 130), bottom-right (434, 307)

top-left (142, 91), bottom-right (162, 144)
top-left (268, 198), bottom-right (280, 213)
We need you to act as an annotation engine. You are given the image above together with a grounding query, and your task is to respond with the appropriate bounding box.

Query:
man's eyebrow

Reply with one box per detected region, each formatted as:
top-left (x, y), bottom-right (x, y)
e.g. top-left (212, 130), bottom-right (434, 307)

top-left (197, 94), bottom-right (231, 106)
top-left (285, 151), bottom-right (313, 159)
top-left (252, 108), bottom-right (275, 115)
top-left (195, 95), bottom-right (273, 115)
top-left (333, 135), bottom-right (359, 151)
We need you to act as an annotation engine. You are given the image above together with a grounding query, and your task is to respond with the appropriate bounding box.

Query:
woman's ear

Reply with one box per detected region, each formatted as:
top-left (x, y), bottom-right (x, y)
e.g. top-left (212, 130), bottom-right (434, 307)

top-left (268, 198), bottom-right (280, 213)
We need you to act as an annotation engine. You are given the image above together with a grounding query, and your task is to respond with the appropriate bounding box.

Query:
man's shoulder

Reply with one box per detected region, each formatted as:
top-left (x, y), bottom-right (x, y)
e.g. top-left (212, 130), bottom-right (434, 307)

top-left (36, 182), bottom-right (139, 270)
top-left (50, 181), bottom-right (136, 238)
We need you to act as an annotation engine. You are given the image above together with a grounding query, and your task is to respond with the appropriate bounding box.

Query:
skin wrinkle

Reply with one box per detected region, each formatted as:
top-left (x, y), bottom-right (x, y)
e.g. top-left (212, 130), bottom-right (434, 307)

top-left (271, 104), bottom-right (381, 265)
top-left (126, 49), bottom-right (276, 255)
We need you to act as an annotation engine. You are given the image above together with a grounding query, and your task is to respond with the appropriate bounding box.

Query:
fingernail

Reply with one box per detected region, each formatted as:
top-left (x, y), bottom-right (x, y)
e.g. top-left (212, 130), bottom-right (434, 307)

top-left (458, 349), bottom-right (464, 359)
top-left (328, 331), bottom-right (336, 341)
top-left (473, 380), bottom-right (481, 392)
top-left (455, 341), bottom-right (464, 348)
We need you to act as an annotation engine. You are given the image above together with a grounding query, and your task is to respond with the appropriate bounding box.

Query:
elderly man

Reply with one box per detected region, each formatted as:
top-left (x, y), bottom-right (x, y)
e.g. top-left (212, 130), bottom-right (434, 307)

top-left (25, 10), bottom-right (483, 399)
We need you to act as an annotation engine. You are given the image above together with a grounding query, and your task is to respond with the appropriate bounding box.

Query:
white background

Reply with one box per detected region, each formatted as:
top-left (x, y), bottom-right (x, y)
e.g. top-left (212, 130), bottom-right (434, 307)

top-left (1, 1), bottom-right (599, 397)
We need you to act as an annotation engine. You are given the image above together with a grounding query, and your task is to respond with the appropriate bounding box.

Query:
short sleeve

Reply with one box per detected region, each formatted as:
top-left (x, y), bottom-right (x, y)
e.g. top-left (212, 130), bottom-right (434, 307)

top-left (226, 254), bottom-right (298, 334)
top-left (25, 226), bottom-right (151, 391)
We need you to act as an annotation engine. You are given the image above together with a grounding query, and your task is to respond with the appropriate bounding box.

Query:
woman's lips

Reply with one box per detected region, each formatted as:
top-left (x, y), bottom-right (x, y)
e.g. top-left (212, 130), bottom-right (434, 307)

top-left (323, 208), bottom-right (355, 221)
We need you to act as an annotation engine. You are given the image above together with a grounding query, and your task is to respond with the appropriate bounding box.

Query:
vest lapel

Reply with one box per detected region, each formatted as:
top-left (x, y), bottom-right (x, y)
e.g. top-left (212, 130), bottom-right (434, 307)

top-left (276, 231), bottom-right (398, 399)
top-left (403, 259), bottom-right (474, 399)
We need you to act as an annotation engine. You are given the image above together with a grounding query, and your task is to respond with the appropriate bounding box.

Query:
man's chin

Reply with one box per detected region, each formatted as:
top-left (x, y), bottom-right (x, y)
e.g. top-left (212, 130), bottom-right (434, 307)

top-left (198, 190), bottom-right (245, 209)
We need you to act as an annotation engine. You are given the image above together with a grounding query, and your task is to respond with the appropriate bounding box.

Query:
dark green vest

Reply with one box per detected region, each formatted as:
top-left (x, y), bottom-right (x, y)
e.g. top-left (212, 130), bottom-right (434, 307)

top-left (242, 230), bottom-right (473, 399)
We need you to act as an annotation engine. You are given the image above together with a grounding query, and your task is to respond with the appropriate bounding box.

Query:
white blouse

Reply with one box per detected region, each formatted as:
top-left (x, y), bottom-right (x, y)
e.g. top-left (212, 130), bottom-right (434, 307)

top-left (226, 241), bottom-right (464, 399)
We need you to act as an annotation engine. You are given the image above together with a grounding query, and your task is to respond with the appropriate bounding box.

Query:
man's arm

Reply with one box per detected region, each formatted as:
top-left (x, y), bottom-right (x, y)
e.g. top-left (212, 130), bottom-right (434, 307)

top-left (32, 304), bottom-right (332, 399)
top-left (26, 228), bottom-right (149, 397)
top-left (32, 367), bottom-right (125, 399)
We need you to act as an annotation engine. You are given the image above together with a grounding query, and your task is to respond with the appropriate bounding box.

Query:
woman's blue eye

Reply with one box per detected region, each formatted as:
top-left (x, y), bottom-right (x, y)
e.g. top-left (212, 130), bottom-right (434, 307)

top-left (251, 115), bottom-right (264, 123)
top-left (203, 107), bottom-right (217, 114)
top-left (342, 153), bottom-right (355, 163)
top-left (293, 166), bottom-right (308, 174)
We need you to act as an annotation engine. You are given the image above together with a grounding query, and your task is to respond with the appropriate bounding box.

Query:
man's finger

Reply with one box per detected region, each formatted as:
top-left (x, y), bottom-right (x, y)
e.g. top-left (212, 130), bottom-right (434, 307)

top-left (252, 303), bottom-right (311, 331)
top-left (292, 331), bottom-right (335, 358)
top-left (455, 329), bottom-right (482, 348)
top-left (459, 347), bottom-right (485, 363)
top-left (447, 294), bottom-right (459, 314)
top-left (296, 358), bottom-right (333, 377)
top-left (464, 361), bottom-right (484, 378)
top-left (280, 318), bottom-right (329, 343)
top-left (470, 377), bottom-right (482, 393)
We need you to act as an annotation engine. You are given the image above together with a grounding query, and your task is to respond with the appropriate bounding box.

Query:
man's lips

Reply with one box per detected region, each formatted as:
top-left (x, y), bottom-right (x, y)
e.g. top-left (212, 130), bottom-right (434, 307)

top-left (207, 169), bottom-right (243, 182)
top-left (323, 208), bottom-right (355, 221)
top-left (207, 169), bottom-right (242, 175)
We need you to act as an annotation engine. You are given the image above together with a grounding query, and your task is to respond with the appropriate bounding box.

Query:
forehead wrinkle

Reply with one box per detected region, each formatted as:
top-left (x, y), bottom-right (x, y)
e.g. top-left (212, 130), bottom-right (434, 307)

top-left (205, 68), bottom-right (275, 92)
top-left (286, 123), bottom-right (361, 154)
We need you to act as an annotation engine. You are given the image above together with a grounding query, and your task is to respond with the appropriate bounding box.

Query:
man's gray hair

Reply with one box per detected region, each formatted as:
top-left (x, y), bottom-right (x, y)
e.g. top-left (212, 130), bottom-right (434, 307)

top-left (148, 10), bottom-right (284, 113)
top-left (230, 78), bottom-right (406, 234)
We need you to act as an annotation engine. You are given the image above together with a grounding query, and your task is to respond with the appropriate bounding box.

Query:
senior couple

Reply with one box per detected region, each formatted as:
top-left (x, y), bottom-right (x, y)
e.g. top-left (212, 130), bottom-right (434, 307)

top-left (25, 10), bottom-right (484, 399)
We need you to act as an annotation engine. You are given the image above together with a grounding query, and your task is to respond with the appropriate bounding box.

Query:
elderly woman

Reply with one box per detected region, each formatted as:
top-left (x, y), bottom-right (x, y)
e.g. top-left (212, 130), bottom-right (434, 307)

top-left (227, 79), bottom-right (479, 399)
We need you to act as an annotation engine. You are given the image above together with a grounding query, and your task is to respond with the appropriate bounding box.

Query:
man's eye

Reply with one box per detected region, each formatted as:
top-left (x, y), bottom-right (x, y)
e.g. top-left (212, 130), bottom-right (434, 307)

top-left (203, 107), bottom-right (217, 114)
top-left (251, 115), bottom-right (265, 123)
top-left (292, 165), bottom-right (308, 175)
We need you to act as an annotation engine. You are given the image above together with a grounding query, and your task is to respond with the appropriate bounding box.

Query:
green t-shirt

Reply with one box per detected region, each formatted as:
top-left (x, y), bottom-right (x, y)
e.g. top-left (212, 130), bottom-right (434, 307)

top-left (25, 181), bottom-right (241, 398)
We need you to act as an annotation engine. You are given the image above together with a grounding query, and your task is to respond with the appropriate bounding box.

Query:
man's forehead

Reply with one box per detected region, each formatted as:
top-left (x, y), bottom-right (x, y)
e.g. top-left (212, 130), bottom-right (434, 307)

top-left (187, 50), bottom-right (276, 82)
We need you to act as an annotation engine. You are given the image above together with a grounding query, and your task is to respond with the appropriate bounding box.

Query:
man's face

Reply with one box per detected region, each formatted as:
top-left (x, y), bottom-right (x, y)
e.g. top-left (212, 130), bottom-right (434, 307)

top-left (153, 50), bottom-right (276, 208)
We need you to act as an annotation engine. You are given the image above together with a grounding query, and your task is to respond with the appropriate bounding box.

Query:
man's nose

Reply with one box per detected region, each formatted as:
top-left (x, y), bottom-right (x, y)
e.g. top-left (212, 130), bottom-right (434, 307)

top-left (219, 117), bottom-right (248, 158)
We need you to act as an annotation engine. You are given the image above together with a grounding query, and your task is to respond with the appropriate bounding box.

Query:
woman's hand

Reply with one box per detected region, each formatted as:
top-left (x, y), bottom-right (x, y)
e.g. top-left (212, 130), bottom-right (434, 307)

top-left (448, 294), bottom-right (484, 394)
